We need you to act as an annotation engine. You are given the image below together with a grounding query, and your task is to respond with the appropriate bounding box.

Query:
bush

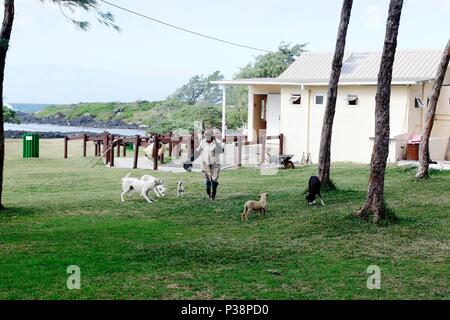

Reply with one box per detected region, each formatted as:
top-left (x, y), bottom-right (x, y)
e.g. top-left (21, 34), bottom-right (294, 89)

top-left (3, 105), bottom-right (20, 124)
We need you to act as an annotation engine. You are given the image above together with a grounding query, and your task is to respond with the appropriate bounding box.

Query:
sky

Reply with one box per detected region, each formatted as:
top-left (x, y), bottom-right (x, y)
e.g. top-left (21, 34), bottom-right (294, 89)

top-left (3, 0), bottom-right (450, 104)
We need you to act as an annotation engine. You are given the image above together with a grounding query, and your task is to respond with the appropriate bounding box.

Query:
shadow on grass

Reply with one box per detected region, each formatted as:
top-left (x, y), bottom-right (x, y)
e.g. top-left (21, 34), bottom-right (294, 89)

top-left (323, 188), bottom-right (366, 203)
top-left (321, 179), bottom-right (338, 192)
top-left (347, 205), bottom-right (403, 228)
top-left (392, 165), bottom-right (417, 174)
top-left (125, 238), bottom-right (297, 267)
top-left (0, 205), bottom-right (45, 218)
top-left (300, 188), bottom-right (414, 237)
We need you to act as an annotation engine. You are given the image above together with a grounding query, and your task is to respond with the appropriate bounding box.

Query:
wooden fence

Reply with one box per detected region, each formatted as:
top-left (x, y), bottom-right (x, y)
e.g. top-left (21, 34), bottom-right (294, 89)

top-left (64, 131), bottom-right (284, 170)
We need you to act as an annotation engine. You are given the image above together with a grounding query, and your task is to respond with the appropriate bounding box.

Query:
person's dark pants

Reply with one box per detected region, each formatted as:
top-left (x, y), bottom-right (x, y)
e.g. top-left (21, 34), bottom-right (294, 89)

top-left (205, 180), bottom-right (212, 198)
top-left (202, 164), bottom-right (221, 200)
top-left (204, 180), bottom-right (219, 199)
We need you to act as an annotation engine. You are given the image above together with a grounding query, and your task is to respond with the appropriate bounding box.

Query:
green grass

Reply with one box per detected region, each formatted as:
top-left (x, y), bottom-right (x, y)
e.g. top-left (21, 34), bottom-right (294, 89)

top-left (36, 101), bottom-right (160, 123)
top-left (34, 101), bottom-right (243, 134)
top-left (1, 139), bottom-right (449, 299)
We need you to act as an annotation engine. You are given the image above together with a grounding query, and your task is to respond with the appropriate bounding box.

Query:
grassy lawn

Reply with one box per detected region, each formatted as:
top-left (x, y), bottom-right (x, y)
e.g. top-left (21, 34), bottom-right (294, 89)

top-left (0, 139), bottom-right (449, 299)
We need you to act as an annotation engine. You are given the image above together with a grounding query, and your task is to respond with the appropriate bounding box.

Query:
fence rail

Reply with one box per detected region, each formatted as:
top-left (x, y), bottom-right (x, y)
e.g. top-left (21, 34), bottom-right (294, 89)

top-left (64, 131), bottom-right (284, 170)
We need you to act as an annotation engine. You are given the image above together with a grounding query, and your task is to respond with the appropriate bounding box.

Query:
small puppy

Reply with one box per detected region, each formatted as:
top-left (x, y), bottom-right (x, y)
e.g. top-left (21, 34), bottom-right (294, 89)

top-left (241, 192), bottom-right (269, 221)
top-left (176, 180), bottom-right (185, 197)
top-left (306, 176), bottom-right (325, 206)
top-left (155, 184), bottom-right (166, 197)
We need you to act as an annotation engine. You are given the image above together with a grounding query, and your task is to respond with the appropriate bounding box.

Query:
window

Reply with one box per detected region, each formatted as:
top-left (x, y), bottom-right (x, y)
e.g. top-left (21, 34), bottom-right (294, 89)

top-left (346, 94), bottom-right (359, 106)
top-left (290, 93), bottom-right (301, 105)
top-left (415, 96), bottom-right (425, 108)
top-left (261, 99), bottom-right (266, 120)
top-left (314, 93), bottom-right (325, 106)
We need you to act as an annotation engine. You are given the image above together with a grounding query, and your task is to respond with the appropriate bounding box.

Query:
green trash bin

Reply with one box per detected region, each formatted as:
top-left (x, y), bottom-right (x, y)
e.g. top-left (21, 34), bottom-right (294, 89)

top-left (23, 133), bottom-right (39, 158)
top-left (126, 142), bottom-right (134, 151)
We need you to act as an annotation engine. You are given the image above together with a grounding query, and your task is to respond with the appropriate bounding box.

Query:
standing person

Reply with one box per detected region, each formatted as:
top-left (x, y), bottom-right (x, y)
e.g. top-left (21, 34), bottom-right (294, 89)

top-left (184, 128), bottom-right (224, 200)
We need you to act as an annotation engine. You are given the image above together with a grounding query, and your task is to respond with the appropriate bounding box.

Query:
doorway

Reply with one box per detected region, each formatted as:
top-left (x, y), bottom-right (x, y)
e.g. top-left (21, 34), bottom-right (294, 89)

top-left (253, 94), bottom-right (267, 143)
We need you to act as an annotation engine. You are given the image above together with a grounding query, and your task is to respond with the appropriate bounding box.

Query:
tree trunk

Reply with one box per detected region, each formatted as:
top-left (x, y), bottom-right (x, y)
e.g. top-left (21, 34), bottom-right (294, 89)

top-left (415, 38), bottom-right (450, 179)
top-left (0, 0), bottom-right (15, 209)
top-left (318, 0), bottom-right (353, 188)
top-left (354, 0), bottom-right (403, 223)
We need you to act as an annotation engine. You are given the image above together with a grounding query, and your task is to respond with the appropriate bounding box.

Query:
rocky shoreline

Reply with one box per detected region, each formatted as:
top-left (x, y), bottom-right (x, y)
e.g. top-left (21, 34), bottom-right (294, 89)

top-left (16, 111), bottom-right (143, 130)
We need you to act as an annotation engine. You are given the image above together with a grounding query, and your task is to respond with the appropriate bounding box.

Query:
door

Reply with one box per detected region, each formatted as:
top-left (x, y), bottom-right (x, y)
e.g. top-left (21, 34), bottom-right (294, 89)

top-left (253, 94), bottom-right (267, 142)
top-left (266, 94), bottom-right (281, 136)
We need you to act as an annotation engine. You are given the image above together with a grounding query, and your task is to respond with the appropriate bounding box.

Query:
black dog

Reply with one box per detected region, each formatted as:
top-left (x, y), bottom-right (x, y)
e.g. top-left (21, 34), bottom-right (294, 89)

top-left (305, 176), bottom-right (325, 206)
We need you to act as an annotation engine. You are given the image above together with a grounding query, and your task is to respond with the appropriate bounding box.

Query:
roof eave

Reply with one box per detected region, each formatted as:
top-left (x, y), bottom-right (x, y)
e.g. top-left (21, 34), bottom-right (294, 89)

top-left (211, 79), bottom-right (427, 86)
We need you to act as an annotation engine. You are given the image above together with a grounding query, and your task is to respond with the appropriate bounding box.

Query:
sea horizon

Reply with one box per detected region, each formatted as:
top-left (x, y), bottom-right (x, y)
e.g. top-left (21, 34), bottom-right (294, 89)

top-left (7, 102), bottom-right (53, 113)
top-left (4, 122), bottom-right (146, 136)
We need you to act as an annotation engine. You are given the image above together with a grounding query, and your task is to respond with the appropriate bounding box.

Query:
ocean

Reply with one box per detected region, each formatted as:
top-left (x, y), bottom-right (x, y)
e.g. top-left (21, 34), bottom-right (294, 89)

top-left (8, 103), bottom-right (52, 113)
top-left (4, 123), bottom-right (146, 136)
top-left (5, 102), bottom-right (147, 136)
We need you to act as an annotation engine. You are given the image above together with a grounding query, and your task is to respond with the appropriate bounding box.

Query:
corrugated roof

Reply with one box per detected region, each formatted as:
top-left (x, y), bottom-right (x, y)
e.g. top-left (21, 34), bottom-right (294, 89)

top-left (211, 78), bottom-right (299, 86)
top-left (211, 78), bottom-right (420, 86)
top-left (278, 49), bottom-right (444, 83)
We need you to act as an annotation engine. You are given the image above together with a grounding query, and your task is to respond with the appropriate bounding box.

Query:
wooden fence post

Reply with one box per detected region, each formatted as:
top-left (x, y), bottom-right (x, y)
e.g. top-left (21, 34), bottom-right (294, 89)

top-left (64, 136), bottom-right (68, 159)
top-left (110, 140), bottom-right (115, 167)
top-left (116, 139), bottom-right (121, 158)
top-left (190, 132), bottom-right (195, 159)
top-left (111, 135), bottom-right (115, 164)
top-left (123, 141), bottom-right (127, 157)
top-left (82, 134), bottom-right (87, 157)
top-left (260, 131), bottom-right (266, 164)
top-left (237, 135), bottom-right (242, 167)
top-left (152, 135), bottom-right (159, 171)
top-left (168, 132), bottom-right (173, 157)
top-left (133, 135), bottom-right (140, 169)
top-left (103, 132), bottom-right (109, 164)
top-left (279, 133), bottom-right (284, 156)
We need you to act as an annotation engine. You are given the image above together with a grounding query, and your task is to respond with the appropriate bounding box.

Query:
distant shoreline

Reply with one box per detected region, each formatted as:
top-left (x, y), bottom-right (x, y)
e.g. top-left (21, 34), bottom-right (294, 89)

top-left (4, 130), bottom-right (103, 139)
top-left (4, 122), bottom-right (147, 138)
top-left (15, 111), bottom-right (143, 130)
top-left (7, 102), bottom-right (52, 113)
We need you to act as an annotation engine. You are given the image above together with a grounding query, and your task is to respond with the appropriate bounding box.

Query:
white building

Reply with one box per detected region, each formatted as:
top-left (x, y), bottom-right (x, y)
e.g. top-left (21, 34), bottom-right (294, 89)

top-left (214, 50), bottom-right (450, 163)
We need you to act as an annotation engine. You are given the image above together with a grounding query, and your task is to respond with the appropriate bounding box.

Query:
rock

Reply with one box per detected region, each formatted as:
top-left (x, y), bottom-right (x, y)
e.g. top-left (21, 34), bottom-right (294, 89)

top-left (15, 111), bottom-right (141, 130)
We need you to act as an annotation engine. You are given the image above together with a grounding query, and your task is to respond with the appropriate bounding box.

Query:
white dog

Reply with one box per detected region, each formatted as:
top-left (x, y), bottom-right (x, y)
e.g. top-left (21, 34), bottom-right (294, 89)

top-left (120, 173), bottom-right (165, 203)
top-left (140, 174), bottom-right (166, 198)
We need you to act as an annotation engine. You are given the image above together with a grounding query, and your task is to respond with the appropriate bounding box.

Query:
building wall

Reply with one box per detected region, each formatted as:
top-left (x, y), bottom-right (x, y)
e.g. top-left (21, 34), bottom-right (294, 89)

top-left (404, 70), bottom-right (450, 160)
top-left (249, 69), bottom-right (450, 163)
top-left (279, 86), bottom-right (310, 162)
top-left (406, 84), bottom-right (424, 135)
top-left (279, 85), bottom-right (410, 163)
top-left (422, 75), bottom-right (450, 160)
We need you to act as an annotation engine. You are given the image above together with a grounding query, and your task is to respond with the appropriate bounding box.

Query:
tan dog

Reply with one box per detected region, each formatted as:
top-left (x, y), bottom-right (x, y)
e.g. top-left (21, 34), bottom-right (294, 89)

top-left (241, 192), bottom-right (269, 221)
top-left (144, 143), bottom-right (165, 161)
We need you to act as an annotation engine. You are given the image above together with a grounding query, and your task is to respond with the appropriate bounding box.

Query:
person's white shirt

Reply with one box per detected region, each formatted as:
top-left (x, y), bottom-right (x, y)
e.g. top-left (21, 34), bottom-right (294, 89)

top-left (196, 138), bottom-right (224, 165)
